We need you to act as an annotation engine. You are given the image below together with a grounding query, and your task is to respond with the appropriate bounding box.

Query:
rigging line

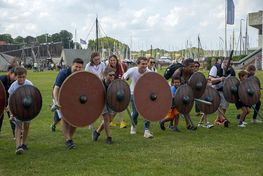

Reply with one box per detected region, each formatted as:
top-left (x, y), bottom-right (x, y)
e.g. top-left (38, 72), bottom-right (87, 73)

top-left (98, 22), bottom-right (108, 38)
top-left (85, 20), bottom-right (96, 42)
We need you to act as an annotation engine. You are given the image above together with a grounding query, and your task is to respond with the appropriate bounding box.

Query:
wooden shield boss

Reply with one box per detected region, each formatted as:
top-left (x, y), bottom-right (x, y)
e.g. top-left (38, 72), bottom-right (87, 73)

top-left (0, 82), bottom-right (6, 117)
top-left (174, 84), bottom-right (194, 114)
top-left (134, 72), bottom-right (172, 121)
top-left (107, 79), bottom-right (130, 112)
top-left (9, 85), bottom-right (42, 121)
top-left (58, 71), bottom-right (105, 127)
top-left (188, 72), bottom-right (207, 98)
top-left (197, 86), bottom-right (220, 114)
top-left (238, 78), bottom-right (260, 106)
top-left (223, 76), bottom-right (240, 103)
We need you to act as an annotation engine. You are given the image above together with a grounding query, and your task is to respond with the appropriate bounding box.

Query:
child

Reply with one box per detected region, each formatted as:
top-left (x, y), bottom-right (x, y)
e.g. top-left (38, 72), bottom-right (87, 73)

top-left (159, 76), bottom-right (181, 132)
top-left (236, 70), bottom-right (250, 127)
top-left (92, 67), bottom-right (116, 144)
top-left (197, 78), bottom-right (214, 129)
top-left (8, 67), bottom-right (33, 154)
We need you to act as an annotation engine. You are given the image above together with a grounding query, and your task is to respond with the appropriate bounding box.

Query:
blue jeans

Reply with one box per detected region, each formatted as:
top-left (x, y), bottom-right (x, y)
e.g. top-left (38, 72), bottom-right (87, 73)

top-left (130, 95), bottom-right (150, 130)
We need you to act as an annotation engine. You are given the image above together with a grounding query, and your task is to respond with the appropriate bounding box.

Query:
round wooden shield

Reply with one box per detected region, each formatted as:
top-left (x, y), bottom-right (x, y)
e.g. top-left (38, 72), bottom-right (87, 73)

top-left (134, 72), bottom-right (172, 121)
top-left (9, 85), bottom-right (42, 121)
top-left (107, 79), bottom-right (130, 112)
top-left (188, 72), bottom-right (207, 99)
top-left (238, 78), bottom-right (260, 106)
top-left (0, 81), bottom-right (6, 117)
top-left (58, 71), bottom-right (105, 127)
top-left (174, 84), bottom-right (194, 114)
top-left (197, 86), bottom-right (220, 114)
top-left (223, 76), bottom-right (240, 103)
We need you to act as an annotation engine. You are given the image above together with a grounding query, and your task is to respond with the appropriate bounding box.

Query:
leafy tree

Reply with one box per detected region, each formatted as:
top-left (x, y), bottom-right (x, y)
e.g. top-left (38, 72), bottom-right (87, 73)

top-left (14, 36), bottom-right (24, 44)
top-left (0, 34), bottom-right (14, 43)
top-left (59, 30), bottom-right (73, 48)
top-left (24, 36), bottom-right (35, 44)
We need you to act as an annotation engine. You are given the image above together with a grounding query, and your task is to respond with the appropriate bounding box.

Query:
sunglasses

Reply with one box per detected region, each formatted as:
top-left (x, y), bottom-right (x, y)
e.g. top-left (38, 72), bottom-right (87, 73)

top-left (109, 74), bottom-right (115, 77)
top-left (150, 61), bottom-right (155, 64)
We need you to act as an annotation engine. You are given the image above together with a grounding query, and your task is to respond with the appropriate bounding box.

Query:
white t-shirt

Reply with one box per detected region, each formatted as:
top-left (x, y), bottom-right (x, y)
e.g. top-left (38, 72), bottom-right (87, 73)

top-left (209, 64), bottom-right (225, 78)
top-left (8, 79), bottom-right (33, 95)
top-left (123, 67), bottom-right (150, 95)
top-left (85, 62), bottom-right (106, 79)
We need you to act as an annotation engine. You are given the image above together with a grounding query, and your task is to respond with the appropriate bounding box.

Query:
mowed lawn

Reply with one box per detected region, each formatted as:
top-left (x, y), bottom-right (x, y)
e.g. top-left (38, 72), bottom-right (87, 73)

top-left (0, 69), bottom-right (263, 176)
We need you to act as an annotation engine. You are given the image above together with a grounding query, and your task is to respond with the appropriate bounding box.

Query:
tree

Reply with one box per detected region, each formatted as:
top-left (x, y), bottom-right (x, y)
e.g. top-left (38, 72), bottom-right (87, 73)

top-left (24, 36), bottom-right (35, 44)
top-left (14, 36), bottom-right (24, 44)
top-left (59, 30), bottom-right (73, 49)
top-left (0, 34), bottom-right (14, 43)
top-left (36, 34), bottom-right (48, 44)
top-left (51, 33), bottom-right (61, 42)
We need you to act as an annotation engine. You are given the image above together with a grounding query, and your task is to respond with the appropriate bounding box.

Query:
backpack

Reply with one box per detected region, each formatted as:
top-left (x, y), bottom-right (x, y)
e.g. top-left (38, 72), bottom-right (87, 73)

top-left (163, 63), bottom-right (184, 80)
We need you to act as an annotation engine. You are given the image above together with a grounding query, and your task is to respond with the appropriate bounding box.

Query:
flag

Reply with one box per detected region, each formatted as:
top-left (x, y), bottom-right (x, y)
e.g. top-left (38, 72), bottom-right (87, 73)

top-left (227, 0), bottom-right (235, 25)
top-left (80, 38), bottom-right (87, 45)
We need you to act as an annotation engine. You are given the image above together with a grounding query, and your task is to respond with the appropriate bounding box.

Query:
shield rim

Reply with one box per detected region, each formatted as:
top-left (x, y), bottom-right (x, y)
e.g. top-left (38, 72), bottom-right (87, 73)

top-left (0, 81), bottom-right (6, 117)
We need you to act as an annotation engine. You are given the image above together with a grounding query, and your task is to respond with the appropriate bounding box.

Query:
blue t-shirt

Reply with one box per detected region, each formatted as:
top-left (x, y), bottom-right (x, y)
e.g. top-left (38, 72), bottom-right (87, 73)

top-left (55, 68), bottom-right (72, 87)
top-left (171, 85), bottom-right (177, 97)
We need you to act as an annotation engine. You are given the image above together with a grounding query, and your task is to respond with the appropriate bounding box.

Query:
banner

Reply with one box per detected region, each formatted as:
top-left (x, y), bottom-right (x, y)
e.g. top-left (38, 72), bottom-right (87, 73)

top-left (227, 0), bottom-right (235, 25)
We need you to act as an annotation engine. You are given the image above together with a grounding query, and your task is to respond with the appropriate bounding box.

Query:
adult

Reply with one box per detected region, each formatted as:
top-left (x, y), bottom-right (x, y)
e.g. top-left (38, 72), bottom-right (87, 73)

top-left (172, 58), bottom-right (197, 130)
top-left (147, 57), bottom-right (157, 72)
top-left (193, 61), bottom-right (201, 116)
top-left (53, 58), bottom-right (84, 149)
top-left (209, 57), bottom-right (235, 127)
top-left (123, 56), bottom-right (153, 138)
top-left (0, 66), bottom-right (16, 137)
top-left (85, 52), bottom-right (106, 79)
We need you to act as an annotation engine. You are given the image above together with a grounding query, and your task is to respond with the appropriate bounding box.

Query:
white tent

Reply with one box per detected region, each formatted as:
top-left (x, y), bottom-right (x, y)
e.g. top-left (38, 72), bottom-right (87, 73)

top-left (0, 53), bottom-right (16, 71)
top-left (59, 49), bottom-right (92, 66)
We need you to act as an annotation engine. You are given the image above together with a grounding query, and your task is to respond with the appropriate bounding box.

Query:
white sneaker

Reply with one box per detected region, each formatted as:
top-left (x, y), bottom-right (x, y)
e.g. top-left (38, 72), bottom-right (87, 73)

top-left (242, 121), bottom-right (248, 125)
top-left (238, 123), bottom-right (246, 128)
top-left (198, 122), bottom-right (203, 127)
top-left (252, 119), bottom-right (262, 123)
top-left (144, 130), bottom-right (153, 138)
top-left (205, 123), bottom-right (214, 129)
top-left (130, 125), bottom-right (136, 134)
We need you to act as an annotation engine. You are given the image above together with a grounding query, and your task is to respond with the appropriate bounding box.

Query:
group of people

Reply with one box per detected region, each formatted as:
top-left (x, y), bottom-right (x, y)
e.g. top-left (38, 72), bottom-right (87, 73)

top-left (0, 53), bottom-right (261, 155)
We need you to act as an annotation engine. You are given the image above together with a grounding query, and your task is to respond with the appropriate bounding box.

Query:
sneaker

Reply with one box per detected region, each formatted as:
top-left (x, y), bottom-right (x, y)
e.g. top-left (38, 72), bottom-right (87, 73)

top-left (187, 125), bottom-right (197, 130)
top-left (205, 123), bottom-right (214, 129)
top-left (15, 146), bottom-right (24, 155)
top-left (197, 122), bottom-right (203, 127)
top-left (223, 119), bottom-right (230, 127)
top-left (88, 124), bottom-right (93, 129)
top-left (144, 130), bottom-right (153, 138)
top-left (252, 119), bottom-right (262, 123)
top-left (92, 130), bottom-right (100, 141)
top-left (159, 121), bottom-right (165, 131)
top-left (172, 126), bottom-right (181, 132)
top-left (50, 124), bottom-right (56, 132)
top-left (105, 137), bottom-right (112, 144)
top-left (238, 123), bottom-right (246, 128)
top-left (110, 122), bottom-right (116, 127)
top-left (120, 121), bottom-right (127, 128)
top-left (242, 121), bottom-right (248, 125)
top-left (65, 139), bottom-right (76, 149)
top-left (130, 125), bottom-right (136, 134)
top-left (21, 144), bottom-right (28, 150)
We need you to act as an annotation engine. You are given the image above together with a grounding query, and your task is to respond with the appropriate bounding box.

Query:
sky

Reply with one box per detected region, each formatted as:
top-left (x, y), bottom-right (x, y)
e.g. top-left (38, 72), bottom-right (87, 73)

top-left (0, 0), bottom-right (262, 51)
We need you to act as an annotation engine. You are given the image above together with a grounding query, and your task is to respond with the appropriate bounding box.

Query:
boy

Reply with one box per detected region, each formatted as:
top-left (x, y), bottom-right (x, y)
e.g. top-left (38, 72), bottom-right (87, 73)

top-left (159, 76), bottom-right (181, 132)
top-left (235, 70), bottom-right (250, 127)
top-left (92, 67), bottom-right (116, 144)
top-left (8, 67), bottom-right (33, 154)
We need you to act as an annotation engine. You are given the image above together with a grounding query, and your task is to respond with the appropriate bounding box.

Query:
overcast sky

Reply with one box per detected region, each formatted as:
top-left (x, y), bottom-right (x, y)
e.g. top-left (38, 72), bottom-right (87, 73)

top-left (0, 0), bottom-right (262, 51)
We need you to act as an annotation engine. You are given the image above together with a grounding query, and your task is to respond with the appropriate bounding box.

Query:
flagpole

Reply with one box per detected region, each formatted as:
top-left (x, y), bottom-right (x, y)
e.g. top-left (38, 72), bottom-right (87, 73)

top-left (225, 0), bottom-right (227, 57)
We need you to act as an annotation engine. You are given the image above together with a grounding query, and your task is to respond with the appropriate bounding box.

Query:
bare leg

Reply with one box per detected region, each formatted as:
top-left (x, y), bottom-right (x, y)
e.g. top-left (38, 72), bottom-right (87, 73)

top-left (22, 123), bottom-right (29, 145)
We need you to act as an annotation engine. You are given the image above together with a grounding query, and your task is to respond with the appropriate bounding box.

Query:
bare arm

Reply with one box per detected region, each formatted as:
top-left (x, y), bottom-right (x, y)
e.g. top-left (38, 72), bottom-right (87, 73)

top-left (53, 86), bottom-right (60, 106)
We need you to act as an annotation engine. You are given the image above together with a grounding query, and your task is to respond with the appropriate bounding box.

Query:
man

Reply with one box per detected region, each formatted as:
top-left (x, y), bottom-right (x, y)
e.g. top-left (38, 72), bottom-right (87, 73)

top-left (123, 56), bottom-right (153, 138)
top-left (209, 57), bottom-right (235, 127)
top-left (0, 66), bottom-right (16, 137)
top-left (147, 57), bottom-right (157, 72)
top-left (53, 58), bottom-right (84, 149)
top-left (172, 58), bottom-right (197, 130)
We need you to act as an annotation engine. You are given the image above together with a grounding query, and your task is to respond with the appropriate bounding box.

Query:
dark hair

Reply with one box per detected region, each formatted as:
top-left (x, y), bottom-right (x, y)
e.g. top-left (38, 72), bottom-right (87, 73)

top-left (8, 65), bottom-right (16, 73)
top-left (147, 57), bottom-right (155, 63)
top-left (103, 66), bottom-right (116, 77)
top-left (194, 61), bottom-right (200, 67)
top-left (90, 52), bottom-right (100, 65)
top-left (15, 67), bottom-right (27, 76)
top-left (73, 58), bottom-right (84, 65)
top-left (238, 70), bottom-right (248, 79)
top-left (171, 76), bottom-right (180, 85)
top-left (109, 54), bottom-right (118, 61)
top-left (247, 64), bottom-right (256, 72)
top-left (136, 56), bottom-right (148, 64)
top-left (183, 58), bottom-right (194, 67)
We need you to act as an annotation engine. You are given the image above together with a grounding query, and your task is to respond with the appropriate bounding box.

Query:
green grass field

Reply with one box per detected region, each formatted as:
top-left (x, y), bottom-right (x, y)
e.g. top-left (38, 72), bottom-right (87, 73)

top-left (0, 69), bottom-right (263, 176)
